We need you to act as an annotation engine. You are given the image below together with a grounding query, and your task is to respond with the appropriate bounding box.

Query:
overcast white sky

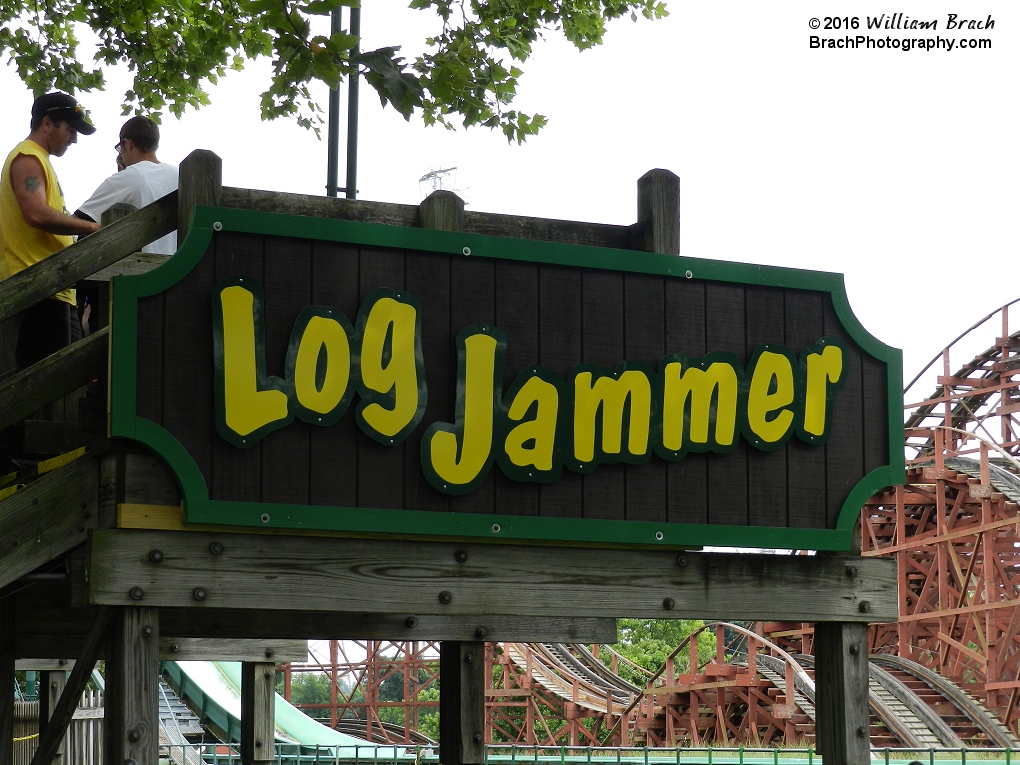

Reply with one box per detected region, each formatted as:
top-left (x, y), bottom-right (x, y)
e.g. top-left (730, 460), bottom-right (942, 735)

top-left (1, 0), bottom-right (1016, 400)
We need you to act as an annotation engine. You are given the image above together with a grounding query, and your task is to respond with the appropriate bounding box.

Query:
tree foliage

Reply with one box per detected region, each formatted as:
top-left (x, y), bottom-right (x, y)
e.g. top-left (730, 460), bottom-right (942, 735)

top-left (277, 671), bottom-right (334, 719)
top-left (608, 619), bottom-right (716, 686)
top-left (0, 0), bottom-right (667, 141)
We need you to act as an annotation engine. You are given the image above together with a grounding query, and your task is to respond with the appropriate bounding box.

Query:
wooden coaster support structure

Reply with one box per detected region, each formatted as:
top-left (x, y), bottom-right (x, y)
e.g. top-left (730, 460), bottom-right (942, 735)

top-left (865, 300), bottom-right (1020, 733)
top-left (0, 152), bottom-right (900, 765)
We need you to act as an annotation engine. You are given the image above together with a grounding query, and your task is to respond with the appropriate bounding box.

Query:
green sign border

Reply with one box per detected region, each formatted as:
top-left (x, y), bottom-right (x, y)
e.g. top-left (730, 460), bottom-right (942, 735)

top-left (110, 206), bottom-right (905, 550)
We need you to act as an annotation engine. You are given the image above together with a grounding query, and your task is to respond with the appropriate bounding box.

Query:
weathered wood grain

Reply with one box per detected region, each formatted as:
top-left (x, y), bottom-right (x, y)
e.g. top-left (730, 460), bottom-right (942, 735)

top-left (88, 252), bottom-right (167, 281)
top-left (0, 456), bottom-right (98, 590)
top-left (16, 660), bottom-right (75, 671)
top-left (38, 669), bottom-right (67, 765)
top-left (178, 150), bottom-right (222, 240)
top-left (11, 639), bottom-right (308, 663)
top-left (440, 641), bottom-right (485, 765)
top-left (241, 662), bottom-right (276, 765)
top-left (88, 530), bottom-right (896, 621)
top-left (420, 190), bottom-right (465, 232)
top-left (104, 607), bottom-right (158, 765)
top-left (160, 638), bottom-right (306, 662)
top-left (0, 328), bottom-right (107, 431)
top-left (0, 196), bottom-right (176, 325)
top-left (222, 187), bottom-right (420, 228)
top-left (15, 611), bottom-right (615, 653)
top-left (636, 169), bottom-right (681, 256)
top-left (220, 188), bottom-right (638, 249)
top-left (814, 622), bottom-right (870, 765)
top-left (29, 606), bottom-right (110, 765)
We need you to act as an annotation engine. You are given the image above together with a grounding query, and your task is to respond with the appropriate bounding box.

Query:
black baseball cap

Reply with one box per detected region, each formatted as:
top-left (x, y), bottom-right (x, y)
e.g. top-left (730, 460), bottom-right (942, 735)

top-left (31, 92), bottom-right (96, 135)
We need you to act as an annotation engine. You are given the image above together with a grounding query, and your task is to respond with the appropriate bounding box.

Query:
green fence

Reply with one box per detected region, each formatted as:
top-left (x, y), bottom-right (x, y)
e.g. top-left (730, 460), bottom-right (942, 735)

top-left (158, 743), bottom-right (1019, 765)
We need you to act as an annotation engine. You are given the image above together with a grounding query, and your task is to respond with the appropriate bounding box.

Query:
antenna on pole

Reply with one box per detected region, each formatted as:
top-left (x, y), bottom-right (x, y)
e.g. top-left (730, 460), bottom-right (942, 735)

top-left (419, 167), bottom-right (458, 196)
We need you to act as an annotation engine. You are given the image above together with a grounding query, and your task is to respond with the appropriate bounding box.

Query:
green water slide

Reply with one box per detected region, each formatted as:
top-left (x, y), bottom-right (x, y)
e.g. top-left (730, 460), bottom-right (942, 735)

top-left (163, 660), bottom-right (409, 757)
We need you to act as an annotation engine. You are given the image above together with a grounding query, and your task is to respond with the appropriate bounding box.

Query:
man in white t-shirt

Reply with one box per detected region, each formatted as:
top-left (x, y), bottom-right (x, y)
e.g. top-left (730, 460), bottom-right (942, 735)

top-left (76, 116), bottom-right (178, 255)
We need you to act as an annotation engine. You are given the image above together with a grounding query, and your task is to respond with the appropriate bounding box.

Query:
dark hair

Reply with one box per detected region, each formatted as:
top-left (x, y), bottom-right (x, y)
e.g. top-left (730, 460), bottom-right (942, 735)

top-left (120, 116), bottom-right (160, 152)
top-left (30, 114), bottom-right (61, 131)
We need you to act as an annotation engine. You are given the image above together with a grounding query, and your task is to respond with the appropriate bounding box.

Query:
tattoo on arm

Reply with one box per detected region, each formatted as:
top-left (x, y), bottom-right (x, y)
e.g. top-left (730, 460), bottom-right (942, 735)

top-left (24, 176), bottom-right (41, 195)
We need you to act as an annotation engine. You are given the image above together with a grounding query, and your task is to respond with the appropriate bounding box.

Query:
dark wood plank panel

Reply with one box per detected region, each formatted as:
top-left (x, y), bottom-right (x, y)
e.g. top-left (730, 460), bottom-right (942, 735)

top-left (135, 294), bottom-right (164, 424)
top-left (403, 250), bottom-right (451, 512)
top-left (705, 283), bottom-right (748, 526)
top-left (308, 240), bottom-right (361, 508)
top-left (537, 264), bottom-right (582, 519)
top-left (260, 237), bottom-right (313, 505)
top-left (162, 237), bottom-right (216, 491)
top-left (624, 272), bottom-right (666, 523)
top-left (448, 255), bottom-right (497, 514)
top-left (745, 286), bottom-right (787, 527)
top-left (395, 251), bottom-right (448, 512)
top-left (357, 246), bottom-right (407, 510)
top-left (580, 269), bottom-right (625, 520)
top-left (861, 353), bottom-right (890, 476)
top-left (823, 299), bottom-right (865, 529)
top-left (493, 259), bottom-right (540, 517)
top-left (130, 227), bottom-right (888, 541)
top-left (785, 289), bottom-right (827, 529)
top-left (664, 279), bottom-right (708, 525)
top-left (210, 232), bottom-right (264, 503)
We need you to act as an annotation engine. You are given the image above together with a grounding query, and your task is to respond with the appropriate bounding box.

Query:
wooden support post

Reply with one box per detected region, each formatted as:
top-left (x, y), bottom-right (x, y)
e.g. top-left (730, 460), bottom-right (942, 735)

top-left (0, 587), bottom-right (14, 765)
top-left (104, 607), bottom-right (158, 765)
top-left (439, 641), bottom-right (485, 765)
top-left (636, 168), bottom-right (680, 255)
top-left (241, 662), bottom-right (276, 765)
top-left (39, 670), bottom-right (67, 765)
top-left (419, 190), bottom-right (465, 232)
top-left (420, 185), bottom-right (486, 765)
top-left (177, 150), bottom-right (223, 241)
top-left (814, 622), bottom-right (870, 765)
top-left (31, 607), bottom-right (111, 765)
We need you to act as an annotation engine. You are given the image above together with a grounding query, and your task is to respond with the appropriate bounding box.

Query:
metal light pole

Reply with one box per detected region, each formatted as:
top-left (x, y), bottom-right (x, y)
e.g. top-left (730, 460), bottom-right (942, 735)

top-left (326, 6), bottom-right (360, 199)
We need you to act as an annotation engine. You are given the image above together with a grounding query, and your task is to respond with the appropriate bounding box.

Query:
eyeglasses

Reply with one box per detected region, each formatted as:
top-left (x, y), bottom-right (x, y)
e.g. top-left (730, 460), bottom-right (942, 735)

top-left (114, 141), bottom-right (123, 152)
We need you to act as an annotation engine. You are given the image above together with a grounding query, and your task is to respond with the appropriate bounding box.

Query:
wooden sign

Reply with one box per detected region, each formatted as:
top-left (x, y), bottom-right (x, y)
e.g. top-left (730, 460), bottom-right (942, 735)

top-left (110, 206), bottom-right (904, 551)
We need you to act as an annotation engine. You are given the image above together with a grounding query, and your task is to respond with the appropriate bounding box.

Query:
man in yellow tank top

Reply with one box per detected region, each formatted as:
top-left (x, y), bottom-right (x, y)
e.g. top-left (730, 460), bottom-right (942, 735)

top-left (0, 92), bottom-right (101, 371)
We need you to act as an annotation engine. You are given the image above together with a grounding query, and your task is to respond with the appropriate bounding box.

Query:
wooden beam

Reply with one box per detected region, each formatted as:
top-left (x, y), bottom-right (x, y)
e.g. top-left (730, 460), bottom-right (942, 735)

top-left (0, 196), bottom-right (176, 325)
top-left (16, 660), bottom-right (73, 671)
top-left (88, 530), bottom-right (897, 621)
top-left (30, 606), bottom-right (111, 765)
top-left (14, 639), bottom-right (307, 663)
top-left (161, 638), bottom-right (306, 662)
top-left (0, 329), bottom-right (107, 431)
top-left (104, 607), bottom-right (158, 765)
top-left (17, 607), bottom-right (615, 652)
top-left (240, 662), bottom-right (275, 765)
top-left (87, 252), bottom-right (168, 281)
top-left (440, 641), bottom-right (485, 765)
top-left (814, 622), bottom-right (870, 765)
top-left (0, 456), bottom-right (98, 590)
top-left (220, 187), bottom-right (640, 250)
